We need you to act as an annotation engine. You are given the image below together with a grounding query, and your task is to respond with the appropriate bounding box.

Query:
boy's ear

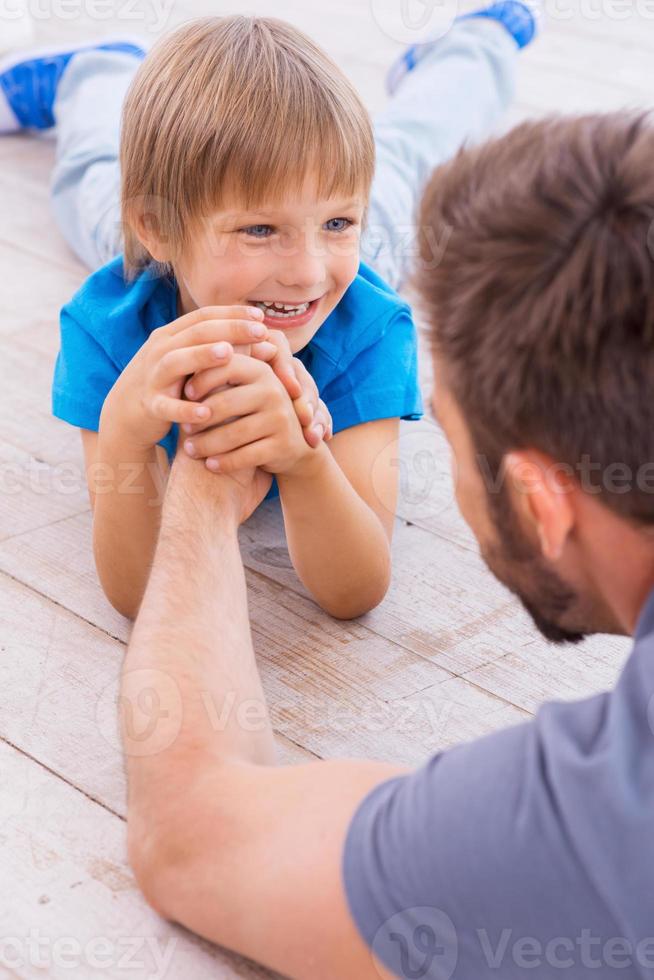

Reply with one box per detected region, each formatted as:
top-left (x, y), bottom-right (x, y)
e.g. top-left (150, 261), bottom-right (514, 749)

top-left (131, 208), bottom-right (172, 263)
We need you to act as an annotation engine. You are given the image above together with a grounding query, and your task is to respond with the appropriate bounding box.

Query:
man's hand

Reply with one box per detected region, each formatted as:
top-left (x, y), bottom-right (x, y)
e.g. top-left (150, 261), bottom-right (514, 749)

top-left (172, 437), bottom-right (273, 526)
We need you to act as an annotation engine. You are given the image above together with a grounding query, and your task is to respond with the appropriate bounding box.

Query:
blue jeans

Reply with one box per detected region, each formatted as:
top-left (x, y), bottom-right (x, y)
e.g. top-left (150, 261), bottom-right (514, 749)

top-left (51, 19), bottom-right (516, 291)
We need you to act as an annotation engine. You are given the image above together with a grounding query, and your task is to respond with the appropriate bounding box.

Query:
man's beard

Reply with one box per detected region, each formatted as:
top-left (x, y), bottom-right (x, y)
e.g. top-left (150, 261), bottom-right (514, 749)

top-left (482, 486), bottom-right (587, 646)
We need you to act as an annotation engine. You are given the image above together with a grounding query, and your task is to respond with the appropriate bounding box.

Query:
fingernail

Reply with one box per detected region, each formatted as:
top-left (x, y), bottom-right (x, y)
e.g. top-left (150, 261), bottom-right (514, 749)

top-left (212, 342), bottom-right (229, 358)
top-left (195, 406), bottom-right (210, 418)
top-left (253, 341), bottom-right (277, 358)
top-left (182, 423), bottom-right (193, 433)
top-left (247, 306), bottom-right (265, 319)
top-left (313, 424), bottom-right (324, 440)
top-left (249, 323), bottom-right (267, 338)
top-left (186, 383), bottom-right (195, 397)
top-left (206, 458), bottom-right (220, 471)
top-left (184, 440), bottom-right (196, 456)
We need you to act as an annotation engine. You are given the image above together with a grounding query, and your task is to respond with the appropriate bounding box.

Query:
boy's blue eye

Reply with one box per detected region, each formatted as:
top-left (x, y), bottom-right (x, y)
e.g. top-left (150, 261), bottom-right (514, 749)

top-left (324, 217), bottom-right (353, 232)
top-left (241, 218), bottom-right (353, 236)
top-left (242, 224), bottom-right (273, 238)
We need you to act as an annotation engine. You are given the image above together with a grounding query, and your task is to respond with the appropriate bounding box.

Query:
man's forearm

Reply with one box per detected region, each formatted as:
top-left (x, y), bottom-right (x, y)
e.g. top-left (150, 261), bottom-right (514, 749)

top-left (121, 451), bottom-right (401, 977)
top-left (122, 455), bottom-right (276, 809)
top-left (277, 443), bottom-right (391, 619)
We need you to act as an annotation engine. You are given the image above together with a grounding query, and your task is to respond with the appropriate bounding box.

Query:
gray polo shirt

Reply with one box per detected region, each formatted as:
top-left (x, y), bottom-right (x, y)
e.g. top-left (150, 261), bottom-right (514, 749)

top-left (343, 588), bottom-right (654, 979)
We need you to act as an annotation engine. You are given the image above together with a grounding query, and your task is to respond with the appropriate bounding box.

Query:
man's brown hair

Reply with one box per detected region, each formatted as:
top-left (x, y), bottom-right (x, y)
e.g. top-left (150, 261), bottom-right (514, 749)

top-left (417, 111), bottom-right (654, 523)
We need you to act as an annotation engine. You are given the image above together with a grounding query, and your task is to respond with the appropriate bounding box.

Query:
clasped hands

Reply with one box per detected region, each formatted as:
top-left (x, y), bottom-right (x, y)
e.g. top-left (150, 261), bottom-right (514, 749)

top-left (178, 325), bottom-right (333, 479)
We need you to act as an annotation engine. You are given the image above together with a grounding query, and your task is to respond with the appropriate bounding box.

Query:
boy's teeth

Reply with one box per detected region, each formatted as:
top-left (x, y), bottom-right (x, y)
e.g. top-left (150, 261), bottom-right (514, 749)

top-left (254, 300), bottom-right (311, 317)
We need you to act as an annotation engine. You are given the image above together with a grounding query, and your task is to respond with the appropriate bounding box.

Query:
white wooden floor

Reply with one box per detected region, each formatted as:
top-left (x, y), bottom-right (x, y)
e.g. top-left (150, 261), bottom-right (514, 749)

top-left (1, 2), bottom-right (651, 977)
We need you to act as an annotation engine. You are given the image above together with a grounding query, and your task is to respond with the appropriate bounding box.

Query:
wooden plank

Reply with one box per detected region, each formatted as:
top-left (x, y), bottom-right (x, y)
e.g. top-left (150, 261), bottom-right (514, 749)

top-left (0, 247), bottom-right (82, 364)
top-left (0, 439), bottom-right (89, 543)
top-left (464, 631), bottom-right (631, 713)
top-left (239, 500), bottom-right (635, 701)
top-left (0, 567), bottom-right (321, 820)
top-left (0, 133), bottom-right (57, 187)
top-left (0, 739), bottom-right (277, 979)
top-left (0, 333), bottom-right (83, 464)
top-left (0, 517), bottom-right (461, 765)
top-left (0, 489), bottom-right (622, 755)
top-left (0, 175), bottom-right (82, 277)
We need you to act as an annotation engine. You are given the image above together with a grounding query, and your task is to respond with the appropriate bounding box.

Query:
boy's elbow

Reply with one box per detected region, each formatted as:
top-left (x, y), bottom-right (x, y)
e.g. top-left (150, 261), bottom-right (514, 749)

top-left (95, 557), bottom-right (142, 619)
top-left (105, 588), bottom-right (139, 621)
top-left (322, 569), bottom-right (391, 621)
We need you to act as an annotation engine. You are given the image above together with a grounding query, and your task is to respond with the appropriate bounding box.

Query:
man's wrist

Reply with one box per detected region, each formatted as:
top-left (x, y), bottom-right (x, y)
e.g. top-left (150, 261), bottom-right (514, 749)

top-left (167, 449), bottom-right (241, 532)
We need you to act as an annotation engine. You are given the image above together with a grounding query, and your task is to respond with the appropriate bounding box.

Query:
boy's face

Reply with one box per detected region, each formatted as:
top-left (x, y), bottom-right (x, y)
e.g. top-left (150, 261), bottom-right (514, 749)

top-left (173, 176), bottom-right (367, 354)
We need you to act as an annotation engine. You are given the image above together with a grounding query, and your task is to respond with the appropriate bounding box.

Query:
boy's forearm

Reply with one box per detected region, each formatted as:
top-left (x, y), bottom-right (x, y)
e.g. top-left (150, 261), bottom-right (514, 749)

top-left (93, 410), bottom-right (166, 619)
top-left (276, 443), bottom-right (391, 620)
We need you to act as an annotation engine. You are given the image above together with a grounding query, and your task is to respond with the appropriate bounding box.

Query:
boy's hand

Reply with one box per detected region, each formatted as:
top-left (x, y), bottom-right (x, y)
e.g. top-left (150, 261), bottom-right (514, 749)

top-left (286, 356), bottom-right (333, 448)
top-left (255, 330), bottom-right (333, 446)
top-left (179, 354), bottom-right (319, 477)
top-left (104, 306), bottom-right (268, 450)
top-left (182, 329), bottom-right (333, 448)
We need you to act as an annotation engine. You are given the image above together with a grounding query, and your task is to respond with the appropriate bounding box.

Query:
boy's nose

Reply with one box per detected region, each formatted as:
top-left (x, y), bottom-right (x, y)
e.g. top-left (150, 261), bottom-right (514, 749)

top-left (276, 249), bottom-right (325, 292)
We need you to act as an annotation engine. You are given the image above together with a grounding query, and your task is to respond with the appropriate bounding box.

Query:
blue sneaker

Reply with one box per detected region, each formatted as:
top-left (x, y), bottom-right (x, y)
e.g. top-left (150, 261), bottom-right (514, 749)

top-left (0, 37), bottom-right (148, 134)
top-left (386, 0), bottom-right (540, 96)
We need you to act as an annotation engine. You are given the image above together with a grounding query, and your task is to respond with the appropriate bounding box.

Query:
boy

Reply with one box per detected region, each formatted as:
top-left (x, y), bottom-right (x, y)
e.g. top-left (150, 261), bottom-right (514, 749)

top-left (0, 7), bottom-right (537, 620)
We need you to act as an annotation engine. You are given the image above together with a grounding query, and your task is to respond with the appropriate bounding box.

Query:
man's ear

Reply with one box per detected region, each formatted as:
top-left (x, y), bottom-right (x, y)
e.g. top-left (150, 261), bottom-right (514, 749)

top-left (504, 451), bottom-right (575, 562)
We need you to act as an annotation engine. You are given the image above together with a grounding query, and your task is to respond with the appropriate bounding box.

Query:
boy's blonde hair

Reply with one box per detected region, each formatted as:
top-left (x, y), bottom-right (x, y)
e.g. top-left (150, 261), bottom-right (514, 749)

top-left (120, 15), bottom-right (375, 279)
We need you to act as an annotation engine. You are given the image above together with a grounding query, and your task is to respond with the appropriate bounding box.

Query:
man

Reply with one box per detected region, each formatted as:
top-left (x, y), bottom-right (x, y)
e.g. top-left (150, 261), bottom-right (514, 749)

top-left (122, 111), bottom-right (654, 979)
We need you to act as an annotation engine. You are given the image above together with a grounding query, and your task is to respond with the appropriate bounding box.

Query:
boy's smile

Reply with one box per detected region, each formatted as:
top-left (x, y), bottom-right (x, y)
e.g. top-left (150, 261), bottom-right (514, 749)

top-left (172, 178), bottom-right (366, 353)
top-left (248, 296), bottom-right (323, 331)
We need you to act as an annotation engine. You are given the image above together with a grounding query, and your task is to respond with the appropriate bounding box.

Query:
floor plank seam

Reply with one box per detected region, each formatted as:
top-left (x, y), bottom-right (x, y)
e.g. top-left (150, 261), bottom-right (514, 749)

top-left (397, 677), bottom-right (534, 717)
top-left (0, 507), bottom-right (91, 545)
top-left (0, 565), bottom-right (127, 644)
top-left (0, 733), bottom-right (125, 821)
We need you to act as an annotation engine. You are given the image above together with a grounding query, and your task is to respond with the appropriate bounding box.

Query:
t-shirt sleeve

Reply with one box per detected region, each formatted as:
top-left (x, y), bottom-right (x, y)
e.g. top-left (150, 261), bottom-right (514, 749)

top-left (321, 307), bottom-right (423, 435)
top-left (51, 305), bottom-right (121, 431)
top-left (342, 695), bottom-right (627, 979)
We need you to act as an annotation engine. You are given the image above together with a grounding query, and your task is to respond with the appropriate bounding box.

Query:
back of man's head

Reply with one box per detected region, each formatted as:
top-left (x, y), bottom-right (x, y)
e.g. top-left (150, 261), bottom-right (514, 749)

top-left (417, 111), bottom-right (654, 524)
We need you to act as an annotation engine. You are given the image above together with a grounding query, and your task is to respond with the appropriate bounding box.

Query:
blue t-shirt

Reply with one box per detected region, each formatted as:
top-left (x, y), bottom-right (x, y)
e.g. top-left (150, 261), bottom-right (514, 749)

top-left (51, 256), bottom-right (423, 500)
top-left (343, 589), bottom-right (654, 979)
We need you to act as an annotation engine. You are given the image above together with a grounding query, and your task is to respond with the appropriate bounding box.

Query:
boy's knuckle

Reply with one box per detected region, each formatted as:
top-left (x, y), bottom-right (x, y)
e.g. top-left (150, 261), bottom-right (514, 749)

top-left (272, 406), bottom-right (288, 428)
top-left (150, 394), bottom-right (165, 417)
top-left (221, 392), bottom-right (236, 416)
top-left (188, 325), bottom-right (205, 344)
